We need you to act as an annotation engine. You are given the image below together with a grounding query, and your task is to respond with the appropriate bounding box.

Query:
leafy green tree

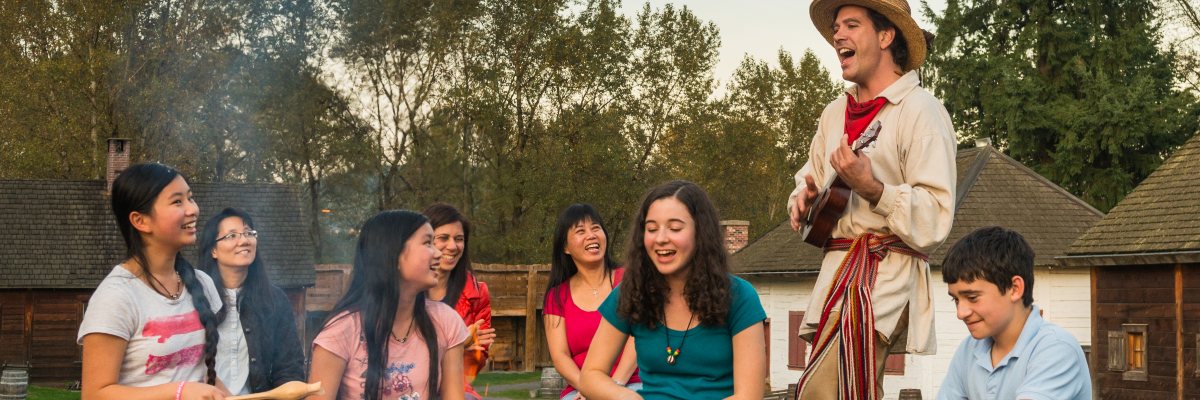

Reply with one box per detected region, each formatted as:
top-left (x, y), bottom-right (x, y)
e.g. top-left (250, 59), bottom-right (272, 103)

top-left (925, 0), bottom-right (1200, 211)
top-left (624, 3), bottom-right (719, 182)
top-left (665, 49), bottom-right (840, 239)
top-left (330, 0), bottom-right (477, 210)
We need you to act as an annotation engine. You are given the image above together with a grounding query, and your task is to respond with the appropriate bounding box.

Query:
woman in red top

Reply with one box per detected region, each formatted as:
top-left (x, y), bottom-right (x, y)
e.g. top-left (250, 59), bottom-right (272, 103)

top-left (543, 204), bottom-right (639, 400)
top-left (422, 203), bottom-right (496, 400)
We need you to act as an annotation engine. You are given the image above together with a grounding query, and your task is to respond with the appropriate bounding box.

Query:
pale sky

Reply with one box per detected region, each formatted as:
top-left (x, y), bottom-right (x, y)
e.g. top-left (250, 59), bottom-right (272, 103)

top-left (617, 0), bottom-right (948, 87)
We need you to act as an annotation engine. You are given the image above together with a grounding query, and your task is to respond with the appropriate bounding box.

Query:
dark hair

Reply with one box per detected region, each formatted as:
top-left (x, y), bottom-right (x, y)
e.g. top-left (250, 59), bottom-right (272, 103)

top-left (324, 210), bottom-right (439, 400)
top-left (618, 180), bottom-right (731, 328)
top-left (197, 208), bottom-right (276, 329)
top-left (835, 5), bottom-right (930, 71)
top-left (422, 203), bottom-right (476, 307)
top-left (544, 204), bottom-right (618, 314)
top-left (110, 163), bottom-right (219, 384)
top-left (941, 226), bottom-right (1035, 307)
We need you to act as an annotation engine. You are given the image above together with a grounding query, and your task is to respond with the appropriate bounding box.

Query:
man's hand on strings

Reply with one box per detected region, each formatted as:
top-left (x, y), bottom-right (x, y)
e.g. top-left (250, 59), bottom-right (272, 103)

top-left (830, 134), bottom-right (884, 205)
top-left (790, 174), bottom-right (820, 232)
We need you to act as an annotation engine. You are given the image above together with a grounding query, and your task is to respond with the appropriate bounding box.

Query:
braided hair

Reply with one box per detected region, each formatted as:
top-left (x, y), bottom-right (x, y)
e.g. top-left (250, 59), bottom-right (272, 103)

top-left (110, 163), bottom-right (219, 384)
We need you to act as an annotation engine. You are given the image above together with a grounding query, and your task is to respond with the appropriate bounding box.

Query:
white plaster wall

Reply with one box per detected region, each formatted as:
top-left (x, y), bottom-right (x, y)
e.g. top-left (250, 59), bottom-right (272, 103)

top-left (745, 265), bottom-right (1091, 400)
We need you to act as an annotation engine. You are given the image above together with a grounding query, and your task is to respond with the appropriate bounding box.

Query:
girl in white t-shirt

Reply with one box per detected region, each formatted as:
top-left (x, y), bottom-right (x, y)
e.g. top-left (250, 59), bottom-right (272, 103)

top-left (78, 163), bottom-right (227, 400)
top-left (309, 210), bottom-right (469, 400)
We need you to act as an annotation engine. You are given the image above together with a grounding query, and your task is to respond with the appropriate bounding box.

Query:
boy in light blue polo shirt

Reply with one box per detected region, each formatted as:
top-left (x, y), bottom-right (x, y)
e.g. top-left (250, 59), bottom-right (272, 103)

top-left (937, 226), bottom-right (1091, 400)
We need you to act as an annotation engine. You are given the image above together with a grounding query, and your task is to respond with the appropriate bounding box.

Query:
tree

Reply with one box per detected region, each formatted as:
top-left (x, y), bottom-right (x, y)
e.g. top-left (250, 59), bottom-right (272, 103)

top-left (925, 0), bottom-right (1200, 211)
top-left (664, 49), bottom-right (841, 239)
top-left (624, 3), bottom-right (719, 183)
top-left (1159, 0), bottom-right (1200, 93)
top-left (330, 0), bottom-right (477, 210)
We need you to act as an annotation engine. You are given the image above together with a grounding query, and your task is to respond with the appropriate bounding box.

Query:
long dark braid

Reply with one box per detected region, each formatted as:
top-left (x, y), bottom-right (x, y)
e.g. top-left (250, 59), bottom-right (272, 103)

top-left (177, 257), bottom-right (219, 384)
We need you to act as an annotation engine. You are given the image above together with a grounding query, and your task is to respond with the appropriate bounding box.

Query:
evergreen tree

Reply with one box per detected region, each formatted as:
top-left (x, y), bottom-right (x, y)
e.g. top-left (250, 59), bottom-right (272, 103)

top-left (925, 0), bottom-right (1200, 211)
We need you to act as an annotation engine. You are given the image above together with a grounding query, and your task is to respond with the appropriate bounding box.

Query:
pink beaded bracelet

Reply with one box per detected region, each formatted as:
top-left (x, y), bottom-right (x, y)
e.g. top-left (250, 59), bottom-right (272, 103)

top-left (174, 382), bottom-right (186, 400)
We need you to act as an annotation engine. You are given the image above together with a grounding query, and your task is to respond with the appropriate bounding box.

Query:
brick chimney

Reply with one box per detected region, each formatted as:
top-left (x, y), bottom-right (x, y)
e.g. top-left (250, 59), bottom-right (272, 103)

top-left (720, 220), bottom-right (750, 254)
top-left (106, 138), bottom-right (131, 194)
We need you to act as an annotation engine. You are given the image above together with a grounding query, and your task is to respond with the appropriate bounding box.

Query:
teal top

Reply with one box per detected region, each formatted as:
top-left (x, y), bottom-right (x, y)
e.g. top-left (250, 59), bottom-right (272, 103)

top-left (598, 274), bottom-right (766, 399)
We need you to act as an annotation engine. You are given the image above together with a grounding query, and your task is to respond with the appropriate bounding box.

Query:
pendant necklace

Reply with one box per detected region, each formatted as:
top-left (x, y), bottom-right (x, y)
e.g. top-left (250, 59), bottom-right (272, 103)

top-left (579, 273), bottom-right (607, 298)
top-left (664, 312), bottom-right (696, 366)
top-left (391, 319), bottom-right (415, 344)
top-left (148, 270), bottom-right (183, 300)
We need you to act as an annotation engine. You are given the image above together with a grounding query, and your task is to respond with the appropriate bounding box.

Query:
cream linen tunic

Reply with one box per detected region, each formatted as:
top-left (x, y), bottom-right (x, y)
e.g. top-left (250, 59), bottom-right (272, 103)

top-left (786, 70), bottom-right (956, 355)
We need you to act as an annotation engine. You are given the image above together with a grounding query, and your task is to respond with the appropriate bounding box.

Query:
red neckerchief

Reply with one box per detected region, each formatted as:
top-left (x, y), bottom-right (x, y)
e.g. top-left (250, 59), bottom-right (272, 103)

top-left (844, 93), bottom-right (888, 144)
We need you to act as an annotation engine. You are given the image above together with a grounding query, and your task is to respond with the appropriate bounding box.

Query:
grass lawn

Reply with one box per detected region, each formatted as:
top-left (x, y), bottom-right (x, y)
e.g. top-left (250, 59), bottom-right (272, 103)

top-left (28, 386), bottom-right (80, 400)
top-left (471, 371), bottom-right (541, 386)
top-left (21, 372), bottom-right (544, 400)
top-left (486, 388), bottom-right (536, 399)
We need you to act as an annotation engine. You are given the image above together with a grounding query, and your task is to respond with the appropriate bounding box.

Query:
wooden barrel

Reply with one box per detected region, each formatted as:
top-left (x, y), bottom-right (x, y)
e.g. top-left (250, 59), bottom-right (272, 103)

top-left (0, 365), bottom-right (28, 400)
top-left (897, 388), bottom-right (922, 400)
top-left (536, 367), bottom-right (565, 397)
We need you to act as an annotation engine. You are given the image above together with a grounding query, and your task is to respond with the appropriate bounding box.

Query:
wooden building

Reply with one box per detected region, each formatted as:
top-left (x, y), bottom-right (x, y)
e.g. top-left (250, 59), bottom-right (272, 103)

top-left (0, 140), bottom-right (315, 383)
top-left (1060, 133), bottom-right (1200, 399)
top-left (731, 141), bottom-right (1103, 396)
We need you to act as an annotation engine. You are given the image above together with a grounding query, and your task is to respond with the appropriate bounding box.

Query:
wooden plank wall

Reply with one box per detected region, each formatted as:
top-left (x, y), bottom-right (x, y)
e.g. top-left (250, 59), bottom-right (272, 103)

top-left (1093, 265), bottom-right (1179, 399)
top-left (0, 289), bottom-right (91, 384)
top-left (473, 264), bottom-right (551, 371)
top-left (1182, 266), bottom-right (1199, 398)
top-left (306, 264), bottom-right (351, 312)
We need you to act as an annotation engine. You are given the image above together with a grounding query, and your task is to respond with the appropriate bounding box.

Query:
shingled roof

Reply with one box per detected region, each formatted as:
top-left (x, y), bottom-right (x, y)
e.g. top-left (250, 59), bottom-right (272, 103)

top-left (732, 145), bottom-right (1104, 274)
top-left (0, 180), bottom-right (315, 289)
top-left (1063, 133), bottom-right (1200, 266)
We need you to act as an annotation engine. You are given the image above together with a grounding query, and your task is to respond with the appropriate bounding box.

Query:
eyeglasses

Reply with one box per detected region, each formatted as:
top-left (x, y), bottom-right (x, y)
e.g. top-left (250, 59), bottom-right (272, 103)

top-left (216, 230), bottom-right (259, 242)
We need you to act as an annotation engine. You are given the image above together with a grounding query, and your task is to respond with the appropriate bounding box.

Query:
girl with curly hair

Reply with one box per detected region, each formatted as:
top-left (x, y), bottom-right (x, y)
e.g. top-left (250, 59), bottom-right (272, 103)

top-left (579, 180), bottom-right (766, 399)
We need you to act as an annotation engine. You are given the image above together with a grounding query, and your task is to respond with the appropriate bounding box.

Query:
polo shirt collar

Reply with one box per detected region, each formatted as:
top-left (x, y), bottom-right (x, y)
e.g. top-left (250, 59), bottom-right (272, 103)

top-left (971, 304), bottom-right (1044, 371)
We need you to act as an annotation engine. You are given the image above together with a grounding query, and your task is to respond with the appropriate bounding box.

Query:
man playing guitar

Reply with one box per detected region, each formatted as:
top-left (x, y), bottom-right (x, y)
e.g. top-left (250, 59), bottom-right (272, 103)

top-left (787, 0), bottom-right (957, 398)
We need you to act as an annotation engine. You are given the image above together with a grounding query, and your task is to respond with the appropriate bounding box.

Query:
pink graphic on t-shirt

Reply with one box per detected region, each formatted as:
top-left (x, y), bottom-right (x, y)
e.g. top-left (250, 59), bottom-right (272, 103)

top-left (142, 311), bottom-right (202, 343)
top-left (145, 344), bottom-right (204, 375)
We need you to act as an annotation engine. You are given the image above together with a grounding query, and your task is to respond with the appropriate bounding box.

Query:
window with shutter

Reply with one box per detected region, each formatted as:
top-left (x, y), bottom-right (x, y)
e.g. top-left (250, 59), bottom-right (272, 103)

top-left (788, 311), bottom-right (807, 370)
top-left (1107, 330), bottom-right (1125, 372)
top-left (1121, 324), bottom-right (1148, 381)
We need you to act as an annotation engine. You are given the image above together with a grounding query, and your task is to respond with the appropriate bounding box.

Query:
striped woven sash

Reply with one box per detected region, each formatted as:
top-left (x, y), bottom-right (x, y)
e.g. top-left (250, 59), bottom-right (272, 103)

top-left (796, 233), bottom-right (927, 400)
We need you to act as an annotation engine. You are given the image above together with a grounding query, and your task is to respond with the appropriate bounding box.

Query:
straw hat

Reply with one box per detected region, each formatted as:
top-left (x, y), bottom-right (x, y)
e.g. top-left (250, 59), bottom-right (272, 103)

top-left (810, 0), bottom-right (927, 71)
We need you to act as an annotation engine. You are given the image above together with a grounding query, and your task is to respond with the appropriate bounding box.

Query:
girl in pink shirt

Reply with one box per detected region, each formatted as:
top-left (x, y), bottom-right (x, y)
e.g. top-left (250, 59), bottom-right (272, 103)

top-left (543, 204), bottom-right (639, 400)
top-left (309, 211), bottom-right (469, 400)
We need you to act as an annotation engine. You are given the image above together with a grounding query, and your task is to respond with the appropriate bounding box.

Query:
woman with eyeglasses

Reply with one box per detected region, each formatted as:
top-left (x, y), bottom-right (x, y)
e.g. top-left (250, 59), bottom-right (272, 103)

top-left (197, 208), bottom-right (305, 395)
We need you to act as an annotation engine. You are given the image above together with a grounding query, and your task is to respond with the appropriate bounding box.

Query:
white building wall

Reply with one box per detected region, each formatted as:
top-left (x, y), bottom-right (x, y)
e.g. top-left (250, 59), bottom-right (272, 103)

top-left (745, 265), bottom-right (1090, 400)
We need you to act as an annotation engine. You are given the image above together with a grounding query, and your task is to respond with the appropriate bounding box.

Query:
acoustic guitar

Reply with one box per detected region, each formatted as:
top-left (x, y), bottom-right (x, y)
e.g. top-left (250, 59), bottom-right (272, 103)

top-left (801, 120), bottom-right (882, 248)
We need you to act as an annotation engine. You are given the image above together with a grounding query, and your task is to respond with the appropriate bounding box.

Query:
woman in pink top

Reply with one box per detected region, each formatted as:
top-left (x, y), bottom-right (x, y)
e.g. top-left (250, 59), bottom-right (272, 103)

top-left (309, 210), bottom-right (468, 400)
top-left (543, 204), bottom-right (639, 400)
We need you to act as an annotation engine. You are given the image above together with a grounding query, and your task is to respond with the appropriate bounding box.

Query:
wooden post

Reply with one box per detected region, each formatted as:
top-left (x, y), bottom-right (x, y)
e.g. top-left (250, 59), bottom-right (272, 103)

top-left (1175, 263), bottom-right (1183, 400)
top-left (524, 266), bottom-right (538, 371)
top-left (23, 290), bottom-right (32, 366)
top-left (1090, 266), bottom-right (1099, 393)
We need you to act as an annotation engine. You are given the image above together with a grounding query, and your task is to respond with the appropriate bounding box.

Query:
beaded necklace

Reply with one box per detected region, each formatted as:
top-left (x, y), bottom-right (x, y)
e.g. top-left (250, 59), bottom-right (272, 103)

top-left (663, 313), bottom-right (696, 366)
